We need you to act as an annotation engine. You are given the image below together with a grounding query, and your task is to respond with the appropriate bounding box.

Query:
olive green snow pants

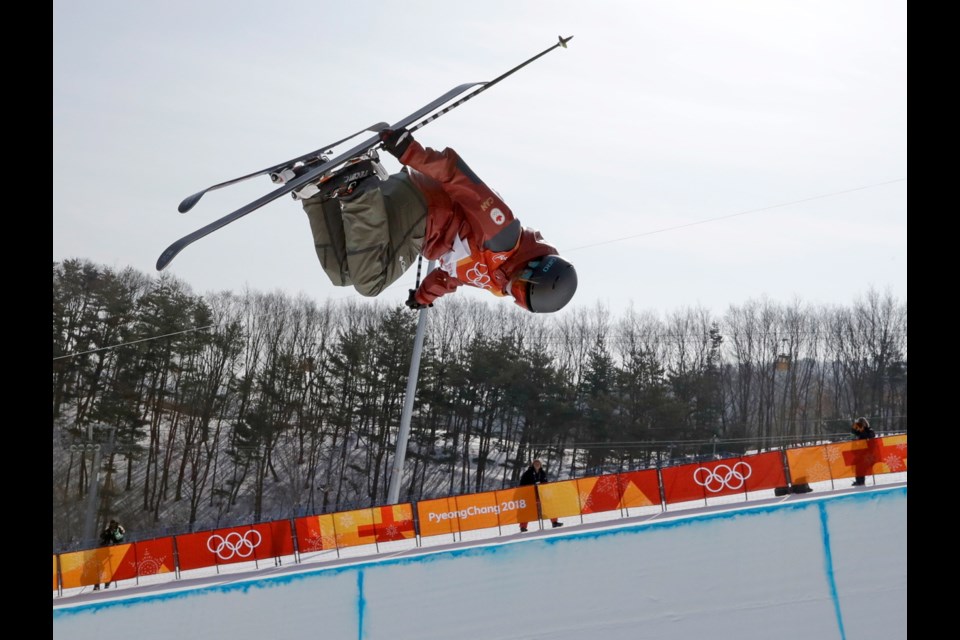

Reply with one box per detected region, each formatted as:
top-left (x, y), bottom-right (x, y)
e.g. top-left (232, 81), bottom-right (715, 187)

top-left (301, 172), bottom-right (427, 296)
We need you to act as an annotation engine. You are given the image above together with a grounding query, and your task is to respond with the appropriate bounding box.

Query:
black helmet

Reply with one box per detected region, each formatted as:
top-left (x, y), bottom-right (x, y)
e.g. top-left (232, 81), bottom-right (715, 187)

top-left (510, 255), bottom-right (578, 313)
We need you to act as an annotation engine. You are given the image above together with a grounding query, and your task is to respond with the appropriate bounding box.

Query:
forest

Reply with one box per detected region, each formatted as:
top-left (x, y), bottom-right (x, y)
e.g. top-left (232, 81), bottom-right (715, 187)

top-left (52, 258), bottom-right (907, 551)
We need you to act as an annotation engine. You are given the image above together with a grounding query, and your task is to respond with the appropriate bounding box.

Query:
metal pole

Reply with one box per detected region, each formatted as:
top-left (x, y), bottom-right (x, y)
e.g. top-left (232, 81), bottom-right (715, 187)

top-left (77, 424), bottom-right (115, 545)
top-left (387, 261), bottom-right (435, 504)
top-left (83, 442), bottom-right (101, 544)
top-left (385, 37), bottom-right (573, 503)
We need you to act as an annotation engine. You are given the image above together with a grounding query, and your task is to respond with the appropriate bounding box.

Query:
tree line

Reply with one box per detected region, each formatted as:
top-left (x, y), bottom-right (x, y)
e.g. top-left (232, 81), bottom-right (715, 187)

top-left (52, 259), bottom-right (907, 551)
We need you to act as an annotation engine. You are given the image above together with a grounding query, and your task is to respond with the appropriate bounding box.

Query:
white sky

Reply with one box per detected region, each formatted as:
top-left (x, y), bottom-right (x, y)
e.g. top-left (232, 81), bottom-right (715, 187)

top-left (53, 0), bottom-right (907, 317)
top-left (53, 481), bottom-right (907, 639)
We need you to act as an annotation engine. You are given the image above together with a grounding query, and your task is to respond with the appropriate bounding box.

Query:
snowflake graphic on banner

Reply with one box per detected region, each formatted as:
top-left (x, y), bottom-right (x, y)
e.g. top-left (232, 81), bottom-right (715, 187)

top-left (301, 530), bottom-right (324, 552)
top-left (579, 490), bottom-right (593, 510)
top-left (884, 452), bottom-right (905, 472)
top-left (338, 514), bottom-right (356, 528)
top-left (596, 479), bottom-right (619, 497)
top-left (383, 523), bottom-right (400, 538)
top-left (130, 549), bottom-right (167, 575)
top-left (825, 447), bottom-right (843, 463)
top-left (810, 461), bottom-right (831, 481)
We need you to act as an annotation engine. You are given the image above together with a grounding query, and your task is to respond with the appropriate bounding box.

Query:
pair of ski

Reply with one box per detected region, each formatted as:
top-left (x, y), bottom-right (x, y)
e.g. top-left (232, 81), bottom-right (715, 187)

top-left (157, 35), bottom-right (573, 272)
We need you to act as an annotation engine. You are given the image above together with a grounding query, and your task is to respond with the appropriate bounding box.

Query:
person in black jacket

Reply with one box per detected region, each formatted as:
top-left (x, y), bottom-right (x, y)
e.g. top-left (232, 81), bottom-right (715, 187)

top-left (93, 519), bottom-right (125, 591)
top-left (518, 459), bottom-right (562, 532)
top-left (851, 417), bottom-right (876, 486)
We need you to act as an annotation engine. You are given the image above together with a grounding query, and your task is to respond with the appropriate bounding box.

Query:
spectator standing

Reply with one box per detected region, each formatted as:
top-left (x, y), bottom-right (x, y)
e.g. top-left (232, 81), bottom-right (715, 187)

top-left (94, 519), bottom-right (125, 591)
top-left (851, 417), bottom-right (876, 486)
top-left (518, 459), bottom-right (563, 532)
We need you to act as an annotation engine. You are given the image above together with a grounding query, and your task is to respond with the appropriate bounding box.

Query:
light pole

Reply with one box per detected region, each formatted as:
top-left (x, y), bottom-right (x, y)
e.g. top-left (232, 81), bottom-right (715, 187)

top-left (387, 261), bottom-right (434, 505)
top-left (69, 424), bottom-right (115, 545)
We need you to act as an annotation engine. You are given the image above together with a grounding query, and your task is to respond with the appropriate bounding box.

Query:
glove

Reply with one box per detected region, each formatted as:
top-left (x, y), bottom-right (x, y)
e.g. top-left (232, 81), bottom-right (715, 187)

top-left (380, 128), bottom-right (414, 160)
top-left (405, 289), bottom-right (432, 310)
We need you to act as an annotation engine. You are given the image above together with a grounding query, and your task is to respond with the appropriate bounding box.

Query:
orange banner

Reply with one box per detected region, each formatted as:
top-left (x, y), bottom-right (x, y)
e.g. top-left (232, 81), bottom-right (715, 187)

top-left (328, 504), bottom-right (416, 548)
top-left (787, 436), bottom-right (907, 484)
top-left (577, 474), bottom-right (625, 514)
top-left (417, 487), bottom-right (538, 538)
top-left (538, 479), bottom-right (583, 520)
top-left (493, 487), bottom-right (539, 526)
top-left (553, 469), bottom-right (662, 515)
top-left (829, 435), bottom-right (908, 479)
top-left (454, 492), bottom-right (503, 532)
top-left (369, 504), bottom-right (416, 542)
top-left (59, 543), bottom-right (135, 589)
top-left (53, 555), bottom-right (58, 592)
top-left (330, 508), bottom-right (375, 548)
top-left (826, 442), bottom-right (857, 479)
top-left (294, 513), bottom-right (338, 553)
top-left (417, 496), bottom-right (462, 538)
top-left (879, 435), bottom-right (908, 471)
top-left (785, 444), bottom-right (831, 484)
top-left (618, 469), bottom-right (661, 509)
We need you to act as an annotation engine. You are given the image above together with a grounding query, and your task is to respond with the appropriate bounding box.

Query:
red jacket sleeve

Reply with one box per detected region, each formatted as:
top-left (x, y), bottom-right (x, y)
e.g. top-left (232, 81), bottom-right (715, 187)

top-left (399, 141), bottom-right (516, 244)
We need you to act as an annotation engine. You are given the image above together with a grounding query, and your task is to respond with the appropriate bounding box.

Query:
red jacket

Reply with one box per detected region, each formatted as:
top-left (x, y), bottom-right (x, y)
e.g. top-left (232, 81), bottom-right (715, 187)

top-left (400, 141), bottom-right (557, 307)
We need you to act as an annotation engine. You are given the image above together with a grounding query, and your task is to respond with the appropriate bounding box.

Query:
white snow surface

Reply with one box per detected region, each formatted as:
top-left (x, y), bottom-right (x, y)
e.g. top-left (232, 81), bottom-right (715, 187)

top-left (53, 477), bottom-right (906, 640)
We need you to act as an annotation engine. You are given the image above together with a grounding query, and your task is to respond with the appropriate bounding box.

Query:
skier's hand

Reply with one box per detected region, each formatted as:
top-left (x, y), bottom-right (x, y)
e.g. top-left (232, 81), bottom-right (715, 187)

top-left (380, 128), bottom-right (414, 160)
top-left (405, 289), bottom-right (432, 310)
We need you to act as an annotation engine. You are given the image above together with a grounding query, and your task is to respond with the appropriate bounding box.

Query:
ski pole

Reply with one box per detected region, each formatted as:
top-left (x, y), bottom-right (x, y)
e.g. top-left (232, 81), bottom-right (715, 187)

top-left (407, 35), bottom-right (573, 134)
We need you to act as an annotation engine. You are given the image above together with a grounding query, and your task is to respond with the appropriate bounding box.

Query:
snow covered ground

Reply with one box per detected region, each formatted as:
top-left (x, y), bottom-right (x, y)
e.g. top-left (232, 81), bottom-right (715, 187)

top-left (53, 474), bottom-right (906, 639)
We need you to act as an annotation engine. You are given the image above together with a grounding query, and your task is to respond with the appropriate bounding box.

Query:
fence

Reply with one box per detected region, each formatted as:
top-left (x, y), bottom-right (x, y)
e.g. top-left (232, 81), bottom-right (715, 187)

top-left (54, 434), bottom-right (907, 596)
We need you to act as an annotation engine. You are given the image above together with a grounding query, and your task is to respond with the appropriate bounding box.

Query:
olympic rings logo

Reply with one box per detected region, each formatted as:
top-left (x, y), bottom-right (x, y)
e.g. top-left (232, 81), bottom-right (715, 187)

top-left (693, 462), bottom-right (752, 492)
top-left (465, 263), bottom-right (492, 289)
top-left (206, 530), bottom-right (262, 560)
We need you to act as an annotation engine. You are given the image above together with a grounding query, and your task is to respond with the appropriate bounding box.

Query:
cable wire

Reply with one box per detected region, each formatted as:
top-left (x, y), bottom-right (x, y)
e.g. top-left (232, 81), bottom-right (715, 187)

top-left (566, 178), bottom-right (906, 253)
top-left (52, 324), bottom-right (216, 361)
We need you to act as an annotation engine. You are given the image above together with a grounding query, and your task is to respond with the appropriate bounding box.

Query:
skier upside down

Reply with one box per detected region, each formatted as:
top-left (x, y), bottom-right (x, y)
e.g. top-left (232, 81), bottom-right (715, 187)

top-left (299, 127), bottom-right (578, 312)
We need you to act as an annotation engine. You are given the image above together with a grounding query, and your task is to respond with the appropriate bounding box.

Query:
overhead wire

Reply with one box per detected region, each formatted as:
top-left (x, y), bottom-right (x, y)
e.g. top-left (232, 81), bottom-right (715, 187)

top-left (53, 179), bottom-right (906, 360)
top-left (565, 178), bottom-right (906, 253)
top-left (52, 324), bottom-right (216, 361)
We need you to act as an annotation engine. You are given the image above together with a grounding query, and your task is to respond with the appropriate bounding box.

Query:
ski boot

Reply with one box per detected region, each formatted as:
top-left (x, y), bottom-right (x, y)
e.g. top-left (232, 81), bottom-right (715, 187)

top-left (285, 149), bottom-right (389, 202)
top-left (269, 155), bottom-right (330, 186)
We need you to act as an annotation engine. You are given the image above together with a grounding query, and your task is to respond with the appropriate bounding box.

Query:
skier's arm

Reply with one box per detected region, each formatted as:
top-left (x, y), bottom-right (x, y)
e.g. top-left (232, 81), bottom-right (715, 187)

top-left (382, 129), bottom-right (521, 249)
top-left (414, 269), bottom-right (462, 306)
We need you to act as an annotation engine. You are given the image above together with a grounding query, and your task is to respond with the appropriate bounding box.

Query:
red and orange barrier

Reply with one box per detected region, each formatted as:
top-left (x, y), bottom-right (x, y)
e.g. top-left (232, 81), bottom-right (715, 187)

top-left (786, 435), bottom-right (907, 485)
top-left (417, 486), bottom-right (539, 537)
top-left (53, 436), bottom-right (907, 593)
top-left (59, 538), bottom-right (176, 590)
